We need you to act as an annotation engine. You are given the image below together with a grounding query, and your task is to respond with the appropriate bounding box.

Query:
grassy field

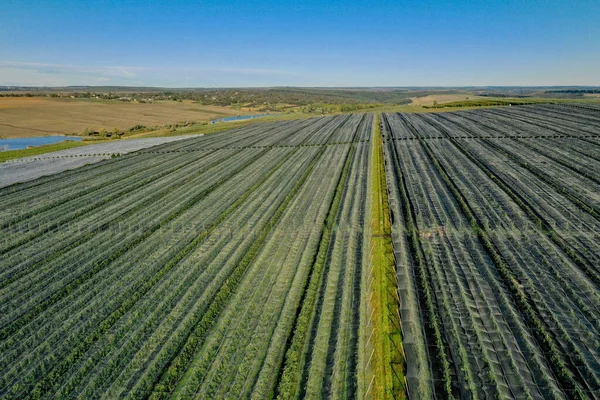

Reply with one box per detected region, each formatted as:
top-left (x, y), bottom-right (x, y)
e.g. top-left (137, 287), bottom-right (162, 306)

top-left (0, 140), bottom-right (93, 162)
top-left (0, 97), bottom-right (254, 138)
top-left (137, 112), bottom-right (322, 137)
top-left (367, 114), bottom-right (406, 399)
top-left (408, 93), bottom-right (488, 107)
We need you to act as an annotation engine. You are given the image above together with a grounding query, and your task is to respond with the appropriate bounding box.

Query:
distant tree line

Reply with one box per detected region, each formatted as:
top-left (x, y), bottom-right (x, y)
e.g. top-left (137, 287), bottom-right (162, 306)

top-left (0, 88), bottom-right (412, 107)
top-left (545, 89), bottom-right (600, 94)
top-left (79, 120), bottom-right (206, 138)
top-left (425, 99), bottom-right (553, 109)
top-left (301, 103), bottom-right (381, 114)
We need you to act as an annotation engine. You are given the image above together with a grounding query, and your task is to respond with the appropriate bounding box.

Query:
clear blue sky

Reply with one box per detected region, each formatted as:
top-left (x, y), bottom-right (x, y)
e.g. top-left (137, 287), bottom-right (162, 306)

top-left (1, 0), bottom-right (598, 87)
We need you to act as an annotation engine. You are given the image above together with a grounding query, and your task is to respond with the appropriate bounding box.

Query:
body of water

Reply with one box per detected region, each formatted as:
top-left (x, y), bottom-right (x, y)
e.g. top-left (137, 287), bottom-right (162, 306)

top-left (0, 136), bottom-right (83, 151)
top-left (211, 114), bottom-right (272, 124)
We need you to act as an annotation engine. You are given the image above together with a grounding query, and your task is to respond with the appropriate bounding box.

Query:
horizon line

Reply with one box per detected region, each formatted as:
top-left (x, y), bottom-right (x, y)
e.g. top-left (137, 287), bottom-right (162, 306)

top-left (2, 85), bottom-right (600, 90)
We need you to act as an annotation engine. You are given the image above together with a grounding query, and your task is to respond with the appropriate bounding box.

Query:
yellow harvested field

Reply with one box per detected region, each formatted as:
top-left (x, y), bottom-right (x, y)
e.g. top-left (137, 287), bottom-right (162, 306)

top-left (409, 93), bottom-right (488, 106)
top-left (0, 97), bottom-right (251, 138)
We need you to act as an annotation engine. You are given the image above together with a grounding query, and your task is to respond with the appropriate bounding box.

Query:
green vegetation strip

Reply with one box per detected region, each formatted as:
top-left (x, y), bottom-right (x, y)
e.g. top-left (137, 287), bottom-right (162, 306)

top-left (139, 113), bottom-right (318, 138)
top-left (424, 98), bottom-right (558, 109)
top-left (399, 114), bottom-right (588, 399)
top-left (368, 114), bottom-right (406, 399)
top-left (0, 140), bottom-right (91, 163)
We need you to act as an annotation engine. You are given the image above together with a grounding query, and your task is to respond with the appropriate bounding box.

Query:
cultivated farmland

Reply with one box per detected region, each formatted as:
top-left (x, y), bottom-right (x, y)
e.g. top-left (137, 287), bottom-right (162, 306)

top-left (0, 114), bottom-right (375, 399)
top-left (1, 104), bottom-right (600, 399)
top-left (382, 104), bottom-right (600, 399)
top-left (0, 97), bottom-right (247, 138)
